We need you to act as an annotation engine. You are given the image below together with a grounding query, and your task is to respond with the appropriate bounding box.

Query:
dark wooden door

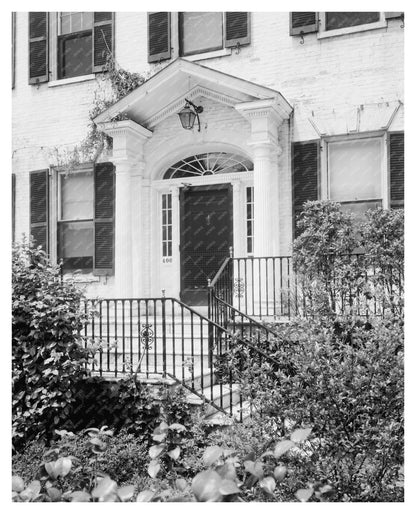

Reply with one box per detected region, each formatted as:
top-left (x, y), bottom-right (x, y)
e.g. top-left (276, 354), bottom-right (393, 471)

top-left (180, 185), bottom-right (233, 305)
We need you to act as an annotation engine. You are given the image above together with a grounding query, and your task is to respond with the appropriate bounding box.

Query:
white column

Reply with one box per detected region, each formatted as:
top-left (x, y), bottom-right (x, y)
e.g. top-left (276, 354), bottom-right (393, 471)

top-left (235, 99), bottom-right (291, 315)
top-left (114, 159), bottom-right (132, 296)
top-left (131, 161), bottom-right (144, 298)
top-left (97, 120), bottom-right (153, 298)
top-left (251, 143), bottom-right (276, 257)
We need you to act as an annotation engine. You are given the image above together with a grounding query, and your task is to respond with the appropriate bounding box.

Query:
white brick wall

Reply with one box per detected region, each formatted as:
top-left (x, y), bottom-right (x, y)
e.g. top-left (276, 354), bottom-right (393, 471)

top-left (12, 12), bottom-right (404, 297)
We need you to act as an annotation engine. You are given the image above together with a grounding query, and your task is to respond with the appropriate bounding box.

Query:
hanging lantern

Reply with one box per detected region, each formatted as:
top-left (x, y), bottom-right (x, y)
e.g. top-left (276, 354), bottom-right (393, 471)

top-left (178, 99), bottom-right (203, 131)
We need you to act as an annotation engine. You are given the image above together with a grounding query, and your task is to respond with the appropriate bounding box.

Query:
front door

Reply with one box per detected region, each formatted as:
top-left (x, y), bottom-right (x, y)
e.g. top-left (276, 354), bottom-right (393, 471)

top-left (180, 185), bottom-right (233, 305)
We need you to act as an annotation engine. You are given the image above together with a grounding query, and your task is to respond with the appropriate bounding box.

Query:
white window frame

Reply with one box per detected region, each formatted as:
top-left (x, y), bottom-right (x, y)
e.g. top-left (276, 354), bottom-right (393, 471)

top-left (161, 192), bottom-right (173, 262)
top-left (57, 167), bottom-right (95, 273)
top-left (317, 12), bottom-right (387, 39)
top-left (170, 12), bottom-right (231, 61)
top-left (321, 132), bottom-right (388, 209)
top-left (246, 186), bottom-right (254, 255)
top-left (47, 12), bottom-right (97, 85)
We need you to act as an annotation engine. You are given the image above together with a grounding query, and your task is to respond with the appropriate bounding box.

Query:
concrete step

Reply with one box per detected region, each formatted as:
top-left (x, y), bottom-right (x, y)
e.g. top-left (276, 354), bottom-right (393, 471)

top-left (186, 383), bottom-right (242, 415)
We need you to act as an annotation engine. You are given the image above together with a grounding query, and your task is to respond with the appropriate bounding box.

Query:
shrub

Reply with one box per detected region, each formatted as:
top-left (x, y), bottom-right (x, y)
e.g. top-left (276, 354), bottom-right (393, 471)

top-left (224, 316), bottom-right (404, 501)
top-left (293, 202), bottom-right (404, 317)
top-left (12, 240), bottom-right (91, 449)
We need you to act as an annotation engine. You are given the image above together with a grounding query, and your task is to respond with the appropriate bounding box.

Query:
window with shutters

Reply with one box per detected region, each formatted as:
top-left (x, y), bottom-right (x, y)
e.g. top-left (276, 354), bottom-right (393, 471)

top-left (148, 12), bottom-right (250, 62)
top-left (326, 137), bottom-right (383, 215)
top-left (56, 12), bottom-right (113, 80)
top-left (179, 12), bottom-right (250, 57)
top-left (290, 12), bottom-right (389, 40)
top-left (58, 170), bottom-right (94, 272)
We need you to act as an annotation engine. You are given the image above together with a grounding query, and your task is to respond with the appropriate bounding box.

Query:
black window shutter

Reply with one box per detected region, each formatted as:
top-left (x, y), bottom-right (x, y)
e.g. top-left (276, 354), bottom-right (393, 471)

top-left (225, 13), bottom-right (251, 48)
top-left (94, 162), bottom-right (114, 275)
top-left (93, 12), bottom-right (114, 72)
top-left (290, 12), bottom-right (319, 36)
top-left (148, 12), bottom-right (171, 63)
top-left (389, 132), bottom-right (404, 209)
top-left (28, 12), bottom-right (49, 84)
top-left (30, 169), bottom-right (49, 253)
top-left (292, 141), bottom-right (320, 237)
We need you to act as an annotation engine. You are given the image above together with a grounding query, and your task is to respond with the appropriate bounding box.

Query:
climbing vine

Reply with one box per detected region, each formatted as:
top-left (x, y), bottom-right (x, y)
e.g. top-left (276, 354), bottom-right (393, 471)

top-left (49, 53), bottom-right (154, 173)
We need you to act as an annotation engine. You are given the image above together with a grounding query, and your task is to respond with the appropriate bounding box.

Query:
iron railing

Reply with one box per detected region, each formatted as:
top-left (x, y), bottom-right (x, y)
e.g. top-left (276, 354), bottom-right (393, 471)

top-left (82, 296), bottom-right (280, 421)
top-left (208, 255), bottom-right (403, 319)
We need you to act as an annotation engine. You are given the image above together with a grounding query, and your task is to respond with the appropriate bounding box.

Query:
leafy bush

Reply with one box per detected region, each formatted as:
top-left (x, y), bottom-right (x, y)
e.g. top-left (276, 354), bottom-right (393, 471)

top-left (12, 240), bottom-right (91, 449)
top-left (223, 316), bottom-right (404, 501)
top-left (293, 201), bottom-right (404, 317)
top-left (13, 428), bottom-right (148, 491)
top-left (13, 422), bottom-right (321, 502)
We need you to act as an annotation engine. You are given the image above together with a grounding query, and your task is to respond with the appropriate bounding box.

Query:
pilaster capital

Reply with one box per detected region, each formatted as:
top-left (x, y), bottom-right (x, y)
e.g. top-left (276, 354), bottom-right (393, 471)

top-left (235, 98), bottom-right (290, 149)
top-left (97, 119), bottom-right (152, 163)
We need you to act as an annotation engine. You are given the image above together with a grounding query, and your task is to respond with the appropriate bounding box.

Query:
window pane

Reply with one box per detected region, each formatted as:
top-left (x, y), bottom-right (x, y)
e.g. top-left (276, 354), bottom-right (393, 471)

top-left (326, 12), bottom-right (380, 31)
top-left (82, 12), bottom-right (93, 30)
top-left (61, 12), bottom-right (93, 34)
top-left (61, 13), bottom-right (72, 34)
top-left (59, 221), bottom-right (93, 271)
top-left (339, 200), bottom-right (382, 217)
top-left (61, 172), bottom-right (93, 220)
top-left (60, 33), bottom-right (92, 78)
top-left (182, 12), bottom-right (223, 55)
top-left (328, 139), bottom-right (382, 202)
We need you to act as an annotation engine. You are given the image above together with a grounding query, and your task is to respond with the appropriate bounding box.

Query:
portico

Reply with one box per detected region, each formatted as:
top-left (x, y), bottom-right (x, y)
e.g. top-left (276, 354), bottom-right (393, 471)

top-left (95, 58), bottom-right (293, 301)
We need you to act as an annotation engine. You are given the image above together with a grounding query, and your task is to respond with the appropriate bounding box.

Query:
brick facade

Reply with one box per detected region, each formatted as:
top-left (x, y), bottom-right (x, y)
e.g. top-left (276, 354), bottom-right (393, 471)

top-left (12, 12), bottom-right (404, 300)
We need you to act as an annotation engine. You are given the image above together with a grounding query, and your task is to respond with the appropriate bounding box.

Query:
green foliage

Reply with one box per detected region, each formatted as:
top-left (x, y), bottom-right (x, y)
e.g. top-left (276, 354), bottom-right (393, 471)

top-left (222, 316), bottom-right (404, 501)
top-left (293, 201), bottom-right (404, 316)
top-left (12, 240), bottom-right (91, 449)
top-left (54, 53), bottom-right (147, 172)
top-left (69, 376), bottom-right (161, 439)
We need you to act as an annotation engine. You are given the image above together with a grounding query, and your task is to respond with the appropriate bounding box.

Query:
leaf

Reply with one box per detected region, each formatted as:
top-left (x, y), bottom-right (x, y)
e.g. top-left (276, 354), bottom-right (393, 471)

top-left (44, 461), bottom-right (58, 480)
top-left (203, 445), bottom-right (223, 466)
top-left (70, 491), bottom-right (91, 502)
top-left (169, 422), bottom-right (186, 432)
top-left (244, 460), bottom-right (264, 479)
top-left (216, 461), bottom-right (237, 481)
top-left (259, 476), bottom-right (276, 496)
top-left (47, 487), bottom-right (62, 501)
top-left (192, 470), bottom-right (223, 502)
top-left (274, 440), bottom-right (295, 459)
top-left (148, 459), bottom-right (161, 478)
top-left (55, 457), bottom-right (72, 477)
top-left (117, 485), bottom-right (135, 502)
top-left (136, 489), bottom-right (155, 502)
top-left (149, 444), bottom-right (165, 459)
top-left (295, 488), bottom-right (314, 502)
top-left (273, 465), bottom-right (287, 483)
top-left (152, 432), bottom-right (167, 443)
top-left (290, 427), bottom-right (312, 443)
top-left (12, 476), bottom-right (25, 493)
top-left (168, 446), bottom-right (181, 461)
top-left (219, 479), bottom-right (240, 496)
top-left (175, 478), bottom-right (187, 491)
top-left (91, 476), bottom-right (118, 500)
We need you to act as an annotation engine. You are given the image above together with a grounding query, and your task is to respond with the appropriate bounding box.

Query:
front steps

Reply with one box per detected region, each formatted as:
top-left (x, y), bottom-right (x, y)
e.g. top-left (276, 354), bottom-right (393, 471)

top-left (85, 301), bottom-right (268, 423)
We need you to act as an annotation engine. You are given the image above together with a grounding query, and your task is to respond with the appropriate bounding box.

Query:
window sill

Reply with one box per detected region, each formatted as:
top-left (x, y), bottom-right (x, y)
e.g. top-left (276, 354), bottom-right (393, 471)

top-left (318, 21), bottom-right (387, 39)
top-left (184, 48), bottom-right (232, 62)
top-left (48, 74), bottom-right (96, 88)
top-left (63, 273), bottom-right (100, 284)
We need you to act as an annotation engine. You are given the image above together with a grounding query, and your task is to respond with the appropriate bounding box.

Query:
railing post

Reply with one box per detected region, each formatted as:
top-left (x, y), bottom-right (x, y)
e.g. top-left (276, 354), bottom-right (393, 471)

top-left (207, 279), bottom-right (214, 368)
top-left (161, 297), bottom-right (167, 377)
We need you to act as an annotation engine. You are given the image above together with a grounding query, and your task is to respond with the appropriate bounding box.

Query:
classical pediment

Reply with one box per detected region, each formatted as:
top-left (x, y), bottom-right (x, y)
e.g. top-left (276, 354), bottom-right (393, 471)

top-left (94, 58), bottom-right (292, 130)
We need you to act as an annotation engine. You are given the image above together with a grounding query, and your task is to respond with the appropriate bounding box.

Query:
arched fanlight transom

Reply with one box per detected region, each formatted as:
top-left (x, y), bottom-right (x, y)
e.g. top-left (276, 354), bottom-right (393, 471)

top-left (163, 152), bottom-right (253, 179)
